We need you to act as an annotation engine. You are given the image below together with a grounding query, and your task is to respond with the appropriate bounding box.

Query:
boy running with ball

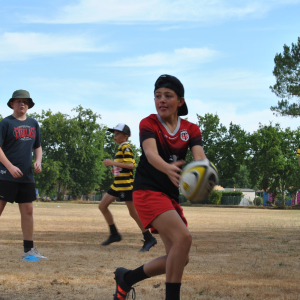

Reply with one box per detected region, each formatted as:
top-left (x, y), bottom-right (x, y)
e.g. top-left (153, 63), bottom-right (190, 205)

top-left (0, 90), bottom-right (47, 260)
top-left (113, 75), bottom-right (207, 300)
top-left (99, 123), bottom-right (157, 252)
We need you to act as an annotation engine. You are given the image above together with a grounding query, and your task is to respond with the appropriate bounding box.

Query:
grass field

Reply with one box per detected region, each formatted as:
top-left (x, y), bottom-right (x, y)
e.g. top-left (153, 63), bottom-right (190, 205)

top-left (1, 202), bottom-right (300, 300)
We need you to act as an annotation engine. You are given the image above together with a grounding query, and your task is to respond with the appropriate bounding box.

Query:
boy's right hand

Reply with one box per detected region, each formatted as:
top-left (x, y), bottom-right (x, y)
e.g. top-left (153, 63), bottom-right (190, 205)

top-left (8, 166), bottom-right (23, 178)
top-left (166, 160), bottom-right (185, 188)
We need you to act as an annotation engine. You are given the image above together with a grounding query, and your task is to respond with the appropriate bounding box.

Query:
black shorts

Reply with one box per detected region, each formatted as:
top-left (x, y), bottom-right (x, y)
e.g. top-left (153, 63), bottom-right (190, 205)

top-left (107, 188), bottom-right (133, 201)
top-left (0, 180), bottom-right (36, 204)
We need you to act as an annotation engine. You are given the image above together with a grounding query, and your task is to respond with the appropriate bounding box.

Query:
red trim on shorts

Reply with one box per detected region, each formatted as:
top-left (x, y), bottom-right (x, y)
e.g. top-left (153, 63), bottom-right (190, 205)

top-left (133, 190), bottom-right (187, 234)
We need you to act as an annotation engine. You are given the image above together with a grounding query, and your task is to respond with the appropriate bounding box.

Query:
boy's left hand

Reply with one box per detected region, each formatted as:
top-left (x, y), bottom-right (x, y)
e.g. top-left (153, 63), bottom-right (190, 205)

top-left (34, 162), bottom-right (42, 173)
top-left (103, 159), bottom-right (114, 167)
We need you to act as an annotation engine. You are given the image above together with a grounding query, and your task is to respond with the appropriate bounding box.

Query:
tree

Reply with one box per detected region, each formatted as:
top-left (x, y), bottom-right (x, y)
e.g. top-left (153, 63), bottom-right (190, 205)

top-left (270, 37), bottom-right (300, 116)
top-left (197, 113), bottom-right (248, 187)
top-left (34, 159), bottom-right (61, 198)
top-left (0, 114), bottom-right (3, 122)
top-left (31, 106), bottom-right (106, 199)
top-left (247, 123), bottom-right (300, 206)
top-left (230, 164), bottom-right (253, 189)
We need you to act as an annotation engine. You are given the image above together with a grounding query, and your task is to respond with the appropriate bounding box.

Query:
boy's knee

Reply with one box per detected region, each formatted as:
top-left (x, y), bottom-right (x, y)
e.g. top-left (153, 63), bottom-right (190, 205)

top-left (98, 202), bottom-right (105, 212)
top-left (128, 209), bottom-right (135, 219)
top-left (180, 231), bottom-right (192, 248)
top-left (22, 206), bottom-right (33, 217)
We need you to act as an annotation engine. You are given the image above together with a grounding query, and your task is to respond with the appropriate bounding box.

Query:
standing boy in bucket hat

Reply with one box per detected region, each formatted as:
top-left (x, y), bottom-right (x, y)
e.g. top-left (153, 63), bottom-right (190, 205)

top-left (0, 89), bottom-right (48, 260)
top-left (99, 123), bottom-right (157, 252)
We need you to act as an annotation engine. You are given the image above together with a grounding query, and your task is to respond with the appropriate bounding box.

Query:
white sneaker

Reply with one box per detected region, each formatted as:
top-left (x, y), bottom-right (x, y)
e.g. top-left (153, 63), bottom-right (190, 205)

top-left (22, 247), bottom-right (48, 260)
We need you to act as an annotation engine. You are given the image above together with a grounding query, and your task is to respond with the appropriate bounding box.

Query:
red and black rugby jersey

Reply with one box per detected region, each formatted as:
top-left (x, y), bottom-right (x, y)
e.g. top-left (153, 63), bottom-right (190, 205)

top-left (133, 114), bottom-right (202, 202)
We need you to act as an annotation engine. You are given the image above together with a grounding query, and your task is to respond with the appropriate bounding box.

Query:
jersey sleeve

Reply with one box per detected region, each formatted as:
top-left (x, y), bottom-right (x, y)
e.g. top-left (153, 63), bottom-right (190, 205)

top-left (297, 145), bottom-right (300, 156)
top-left (139, 117), bottom-right (156, 145)
top-left (33, 121), bottom-right (41, 149)
top-left (0, 120), bottom-right (8, 147)
top-left (189, 123), bottom-right (203, 149)
top-left (122, 144), bottom-right (136, 166)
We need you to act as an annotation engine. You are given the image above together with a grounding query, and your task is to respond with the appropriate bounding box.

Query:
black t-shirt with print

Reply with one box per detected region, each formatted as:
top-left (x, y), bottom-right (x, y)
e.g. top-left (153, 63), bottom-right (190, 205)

top-left (0, 115), bottom-right (41, 183)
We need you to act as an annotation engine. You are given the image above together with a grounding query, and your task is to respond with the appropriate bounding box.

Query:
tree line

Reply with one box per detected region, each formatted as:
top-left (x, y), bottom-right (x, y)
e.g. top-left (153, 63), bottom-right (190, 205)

top-left (2, 109), bottom-right (299, 205)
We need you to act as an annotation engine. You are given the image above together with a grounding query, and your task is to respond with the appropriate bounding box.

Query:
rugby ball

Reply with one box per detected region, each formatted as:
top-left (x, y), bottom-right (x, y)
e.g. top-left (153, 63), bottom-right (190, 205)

top-left (180, 160), bottom-right (218, 202)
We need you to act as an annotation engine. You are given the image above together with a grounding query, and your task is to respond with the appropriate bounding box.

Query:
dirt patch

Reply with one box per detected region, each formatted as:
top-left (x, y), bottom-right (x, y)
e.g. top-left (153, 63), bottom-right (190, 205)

top-left (1, 203), bottom-right (300, 299)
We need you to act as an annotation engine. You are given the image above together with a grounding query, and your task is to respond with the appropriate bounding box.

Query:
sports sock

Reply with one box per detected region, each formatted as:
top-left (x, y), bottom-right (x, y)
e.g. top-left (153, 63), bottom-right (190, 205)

top-left (124, 265), bottom-right (149, 287)
top-left (109, 224), bottom-right (118, 236)
top-left (165, 282), bottom-right (181, 300)
top-left (142, 230), bottom-right (152, 240)
top-left (23, 240), bottom-right (33, 253)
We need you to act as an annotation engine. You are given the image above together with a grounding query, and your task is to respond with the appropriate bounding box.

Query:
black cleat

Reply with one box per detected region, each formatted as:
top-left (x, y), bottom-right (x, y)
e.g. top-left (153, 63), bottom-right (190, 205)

top-left (139, 236), bottom-right (157, 252)
top-left (101, 233), bottom-right (122, 246)
top-left (113, 267), bottom-right (136, 300)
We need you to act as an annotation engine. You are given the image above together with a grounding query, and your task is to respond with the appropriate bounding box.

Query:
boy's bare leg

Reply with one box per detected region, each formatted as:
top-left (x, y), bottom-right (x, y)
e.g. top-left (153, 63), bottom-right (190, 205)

top-left (0, 200), bottom-right (7, 216)
top-left (18, 202), bottom-right (34, 241)
top-left (125, 201), bottom-right (146, 232)
top-left (98, 193), bottom-right (117, 225)
top-left (144, 210), bottom-right (192, 282)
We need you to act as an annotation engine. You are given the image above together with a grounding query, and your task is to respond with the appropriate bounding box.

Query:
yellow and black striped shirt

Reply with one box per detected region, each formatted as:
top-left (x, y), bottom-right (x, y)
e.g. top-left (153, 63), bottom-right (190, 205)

top-left (111, 142), bottom-right (136, 191)
top-left (297, 145), bottom-right (300, 156)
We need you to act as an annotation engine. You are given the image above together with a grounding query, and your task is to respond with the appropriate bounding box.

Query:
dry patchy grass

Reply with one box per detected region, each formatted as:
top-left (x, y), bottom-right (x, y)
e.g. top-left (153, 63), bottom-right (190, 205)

top-left (1, 203), bottom-right (300, 300)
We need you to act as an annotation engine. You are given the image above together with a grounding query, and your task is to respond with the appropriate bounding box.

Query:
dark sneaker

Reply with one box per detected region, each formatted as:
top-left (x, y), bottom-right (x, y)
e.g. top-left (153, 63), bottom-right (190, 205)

top-left (101, 233), bottom-right (122, 246)
top-left (139, 236), bottom-right (157, 252)
top-left (113, 267), bottom-right (136, 300)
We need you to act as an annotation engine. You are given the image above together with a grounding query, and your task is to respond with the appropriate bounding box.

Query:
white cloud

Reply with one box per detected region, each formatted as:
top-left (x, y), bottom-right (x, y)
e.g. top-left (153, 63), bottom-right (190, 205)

top-left (108, 47), bottom-right (218, 67)
top-left (0, 32), bottom-right (110, 61)
top-left (25, 0), bottom-right (300, 24)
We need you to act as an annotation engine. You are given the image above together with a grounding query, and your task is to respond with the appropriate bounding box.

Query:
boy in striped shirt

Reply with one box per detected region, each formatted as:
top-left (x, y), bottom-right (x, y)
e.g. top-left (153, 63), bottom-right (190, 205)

top-left (99, 123), bottom-right (157, 252)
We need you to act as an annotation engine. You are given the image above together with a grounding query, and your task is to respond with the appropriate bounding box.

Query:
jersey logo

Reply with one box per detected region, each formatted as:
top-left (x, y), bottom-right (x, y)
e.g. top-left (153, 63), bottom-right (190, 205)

top-left (13, 126), bottom-right (35, 141)
top-left (120, 192), bottom-right (125, 198)
top-left (180, 130), bottom-right (189, 142)
top-left (125, 148), bottom-right (130, 152)
top-left (0, 170), bottom-right (7, 175)
top-left (112, 166), bottom-right (122, 176)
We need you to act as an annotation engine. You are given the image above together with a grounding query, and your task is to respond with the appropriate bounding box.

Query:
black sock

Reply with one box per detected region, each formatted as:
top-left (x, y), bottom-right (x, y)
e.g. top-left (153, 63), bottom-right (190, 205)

top-left (124, 265), bottom-right (149, 287)
top-left (165, 282), bottom-right (181, 300)
top-left (23, 240), bottom-right (33, 253)
top-left (109, 224), bottom-right (118, 236)
top-left (142, 230), bottom-right (152, 241)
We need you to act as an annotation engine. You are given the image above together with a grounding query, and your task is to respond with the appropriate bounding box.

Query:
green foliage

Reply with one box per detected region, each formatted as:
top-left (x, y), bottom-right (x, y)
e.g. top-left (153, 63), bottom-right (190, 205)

top-left (224, 164), bottom-right (254, 189)
top-left (247, 122), bottom-right (300, 206)
top-left (0, 114), bottom-right (3, 122)
top-left (270, 37), bottom-right (300, 117)
top-left (34, 159), bottom-right (60, 197)
top-left (30, 106), bottom-right (106, 199)
top-left (254, 196), bottom-right (263, 206)
top-left (208, 190), bottom-right (222, 204)
top-left (196, 113), bottom-right (248, 188)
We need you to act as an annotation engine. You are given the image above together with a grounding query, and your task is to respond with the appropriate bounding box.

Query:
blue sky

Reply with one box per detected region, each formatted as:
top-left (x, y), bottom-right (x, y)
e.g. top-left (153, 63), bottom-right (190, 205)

top-left (1, 0), bottom-right (300, 146)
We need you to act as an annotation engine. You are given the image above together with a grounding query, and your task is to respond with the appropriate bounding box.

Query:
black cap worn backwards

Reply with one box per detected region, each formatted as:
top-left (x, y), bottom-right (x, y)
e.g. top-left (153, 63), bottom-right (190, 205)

top-left (154, 74), bottom-right (188, 116)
